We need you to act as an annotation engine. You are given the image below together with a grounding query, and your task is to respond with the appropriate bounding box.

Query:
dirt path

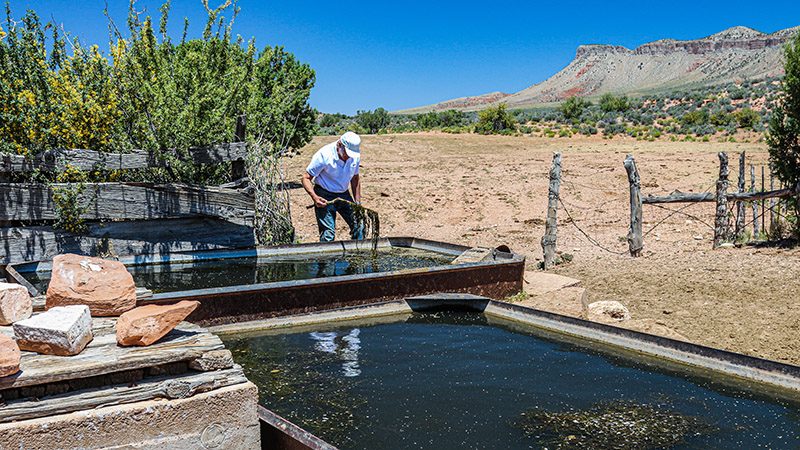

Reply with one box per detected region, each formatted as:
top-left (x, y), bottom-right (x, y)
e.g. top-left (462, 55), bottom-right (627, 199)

top-left (286, 133), bottom-right (800, 365)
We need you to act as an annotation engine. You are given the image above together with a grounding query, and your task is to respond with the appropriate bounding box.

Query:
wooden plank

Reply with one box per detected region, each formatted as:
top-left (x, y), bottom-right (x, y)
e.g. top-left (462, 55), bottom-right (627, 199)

top-left (624, 155), bottom-right (643, 257)
top-left (0, 320), bottom-right (224, 390)
top-left (541, 152), bottom-right (562, 269)
top-left (0, 217), bottom-right (255, 265)
top-left (642, 186), bottom-right (797, 204)
top-left (451, 247), bottom-right (492, 264)
top-left (714, 152), bottom-right (730, 248)
top-left (0, 182), bottom-right (254, 224)
top-left (0, 366), bottom-right (247, 423)
top-left (0, 143), bottom-right (247, 173)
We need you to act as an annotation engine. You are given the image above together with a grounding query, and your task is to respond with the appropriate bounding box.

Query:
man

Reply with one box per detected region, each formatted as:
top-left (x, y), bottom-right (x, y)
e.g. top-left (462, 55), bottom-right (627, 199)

top-left (302, 131), bottom-right (364, 242)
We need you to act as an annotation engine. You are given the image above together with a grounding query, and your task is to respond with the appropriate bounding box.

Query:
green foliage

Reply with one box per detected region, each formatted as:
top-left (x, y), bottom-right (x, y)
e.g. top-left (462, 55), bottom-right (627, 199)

top-left (474, 103), bottom-right (516, 134)
top-left (559, 96), bottom-right (591, 121)
top-left (355, 107), bottom-right (389, 134)
top-left (319, 113), bottom-right (348, 128)
top-left (599, 93), bottom-right (629, 112)
top-left (767, 30), bottom-right (800, 235)
top-left (680, 109), bottom-right (708, 126)
top-left (732, 108), bottom-right (760, 129)
top-left (0, 1), bottom-right (316, 185)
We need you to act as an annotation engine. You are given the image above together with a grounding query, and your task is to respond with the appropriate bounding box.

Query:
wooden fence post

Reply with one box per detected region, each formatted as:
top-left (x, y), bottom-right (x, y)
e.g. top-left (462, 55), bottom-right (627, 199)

top-left (751, 164), bottom-right (759, 237)
top-left (232, 114), bottom-right (247, 181)
top-left (761, 165), bottom-right (766, 233)
top-left (769, 172), bottom-right (776, 236)
top-left (541, 152), bottom-right (562, 269)
top-left (624, 154), bottom-right (643, 257)
top-left (714, 152), bottom-right (730, 248)
top-left (735, 152), bottom-right (745, 239)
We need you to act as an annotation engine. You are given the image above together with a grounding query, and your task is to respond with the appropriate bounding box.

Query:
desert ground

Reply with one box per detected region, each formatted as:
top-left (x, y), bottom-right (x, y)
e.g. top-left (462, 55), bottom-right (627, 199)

top-left (286, 133), bottom-right (800, 365)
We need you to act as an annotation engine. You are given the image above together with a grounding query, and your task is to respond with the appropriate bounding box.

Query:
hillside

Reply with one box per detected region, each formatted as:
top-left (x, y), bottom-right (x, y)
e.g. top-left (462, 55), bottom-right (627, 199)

top-left (401, 26), bottom-right (798, 113)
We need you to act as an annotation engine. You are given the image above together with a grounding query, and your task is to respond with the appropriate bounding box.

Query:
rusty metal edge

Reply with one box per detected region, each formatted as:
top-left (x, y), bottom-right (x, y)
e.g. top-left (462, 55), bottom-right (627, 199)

top-left (258, 405), bottom-right (338, 450)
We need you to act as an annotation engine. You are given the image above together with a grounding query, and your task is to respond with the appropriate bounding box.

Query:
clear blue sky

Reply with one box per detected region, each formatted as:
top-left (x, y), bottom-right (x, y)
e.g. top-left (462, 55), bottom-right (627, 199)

top-left (7, 1), bottom-right (800, 114)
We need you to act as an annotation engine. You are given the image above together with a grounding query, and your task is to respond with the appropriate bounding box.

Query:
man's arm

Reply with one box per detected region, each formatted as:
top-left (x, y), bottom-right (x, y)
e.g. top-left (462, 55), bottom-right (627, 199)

top-left (302, 172), bottom-right (327, 207)
top-left (350, 173), bottom-right (361, 204)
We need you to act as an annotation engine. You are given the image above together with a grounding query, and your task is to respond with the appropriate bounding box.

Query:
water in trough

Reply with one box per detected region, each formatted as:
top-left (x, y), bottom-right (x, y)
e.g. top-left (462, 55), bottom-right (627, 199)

top-left (25, 248), bottom-right (454, 294)
top-left (224, 312), bottom-right (800, 449)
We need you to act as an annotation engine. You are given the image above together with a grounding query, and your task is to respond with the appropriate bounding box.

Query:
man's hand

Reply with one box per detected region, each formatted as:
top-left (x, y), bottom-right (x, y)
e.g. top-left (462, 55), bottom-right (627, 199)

top-left (313, 196), bottom-right (328, 208)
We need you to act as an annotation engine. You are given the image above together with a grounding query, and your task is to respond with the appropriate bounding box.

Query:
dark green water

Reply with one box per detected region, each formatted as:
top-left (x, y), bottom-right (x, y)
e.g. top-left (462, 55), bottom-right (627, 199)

top-left (223, 313), bottom-right (800, 449)
top-left (24, 248), bottom-right (453, 294)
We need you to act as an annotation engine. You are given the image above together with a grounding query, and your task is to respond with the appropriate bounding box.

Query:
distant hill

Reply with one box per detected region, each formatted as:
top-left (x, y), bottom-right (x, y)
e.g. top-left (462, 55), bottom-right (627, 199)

top-left (399, 26), bottom-right (798, 113)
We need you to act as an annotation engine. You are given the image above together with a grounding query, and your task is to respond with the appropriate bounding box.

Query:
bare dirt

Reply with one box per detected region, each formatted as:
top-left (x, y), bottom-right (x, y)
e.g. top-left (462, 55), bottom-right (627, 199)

top-left (287, 133), bottom-right (800, 365)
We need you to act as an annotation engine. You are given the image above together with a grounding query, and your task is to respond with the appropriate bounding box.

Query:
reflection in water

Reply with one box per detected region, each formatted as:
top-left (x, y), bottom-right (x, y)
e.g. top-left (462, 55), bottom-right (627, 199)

top-left (310, 329), bottom-right (362, 377)
top-left (25, 248), bottom-right (453, 294)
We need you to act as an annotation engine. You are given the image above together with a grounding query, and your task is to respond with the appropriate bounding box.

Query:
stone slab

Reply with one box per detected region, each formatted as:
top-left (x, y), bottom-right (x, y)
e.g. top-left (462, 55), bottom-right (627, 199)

top-left (517, 286), bottom-right (588, 318)
top-left (523, 271), bottom-right (581, 297)
top-left (0, 282), bottom-right (32, 325)
top-left (0, 381), bottom-right (260, 450)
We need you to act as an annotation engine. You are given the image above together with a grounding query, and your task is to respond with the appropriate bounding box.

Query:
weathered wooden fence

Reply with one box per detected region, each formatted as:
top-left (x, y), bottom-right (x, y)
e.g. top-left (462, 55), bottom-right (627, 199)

top-left (0, 145), bottom-right (256, 265)
top-left (626, 151), bottom-right (799, 255)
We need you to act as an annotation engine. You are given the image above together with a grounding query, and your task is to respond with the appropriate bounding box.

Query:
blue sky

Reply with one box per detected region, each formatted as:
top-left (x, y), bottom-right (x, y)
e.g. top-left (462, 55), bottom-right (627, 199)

top-left (7, 1), bottom-right (800, 114)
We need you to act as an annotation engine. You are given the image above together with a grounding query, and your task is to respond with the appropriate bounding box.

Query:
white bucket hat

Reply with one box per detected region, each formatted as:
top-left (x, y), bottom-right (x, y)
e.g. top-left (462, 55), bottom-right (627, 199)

top-left (340, 131), bottom-right (361, 159)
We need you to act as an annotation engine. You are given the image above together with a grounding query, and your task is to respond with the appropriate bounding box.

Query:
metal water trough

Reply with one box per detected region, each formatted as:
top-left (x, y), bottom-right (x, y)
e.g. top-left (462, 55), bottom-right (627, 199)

top-left (215, 293), bottom-right (800, 449)
top-left (5, 237), bottom-right (525, 327)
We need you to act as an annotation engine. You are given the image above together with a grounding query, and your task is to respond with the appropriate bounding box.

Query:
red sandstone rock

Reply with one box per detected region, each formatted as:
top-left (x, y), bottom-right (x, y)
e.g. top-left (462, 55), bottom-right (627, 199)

top-left (116, 301), bottom-right (200, 347)
top-left (0, 334), bottom-right (21, 377)
top-left (46, 254), bottom-right (136, 317)
top-left (0, 282), bottom-right (32, 325)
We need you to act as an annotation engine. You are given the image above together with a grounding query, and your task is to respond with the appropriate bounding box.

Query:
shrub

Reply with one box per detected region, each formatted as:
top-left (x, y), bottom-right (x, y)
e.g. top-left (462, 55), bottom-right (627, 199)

top-left (733, 108), bottom-right (761, 129)
top-left (474, 104), bottom-right (516, 134)
top-left (355, 108), bottom-right (390, 134)
top-left (559, 96), bottom-right (591, 121)
top-left (599, 93), bottom-right (629, 112)
top-left (768, 30), bottom-right (800, 235)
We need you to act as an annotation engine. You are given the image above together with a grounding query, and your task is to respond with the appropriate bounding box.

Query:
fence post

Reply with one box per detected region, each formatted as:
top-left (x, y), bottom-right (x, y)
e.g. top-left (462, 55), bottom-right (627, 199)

top-left (232, 113), bottom-right (247, 180)
top-left (761, 165), bottom-right (766, 233)
top-left (769, 172), bottom-right (776, 236)
top-left (751, 164), bottom-right (759, 238)
top-left (735, 152), bottom-right (745, 240)
top-left (624, 154), bottom-right (643, 257)
top-left (541, 152), bottom-right (562, 269)
top-left (714, 152), bottom-right (730, 248)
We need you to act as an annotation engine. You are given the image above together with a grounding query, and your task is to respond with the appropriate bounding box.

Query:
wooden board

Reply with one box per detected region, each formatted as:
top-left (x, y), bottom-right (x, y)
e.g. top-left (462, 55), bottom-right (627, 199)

top-left (0, 319), bottom-right (225, 390)
top-left (0, 366), bottom-right (247, 423)
top-left (0, 217), bottom-right (255, 265)
top-left (0, 182), bottom-right (254, 224)
top-left (0, 143), bottom-right (247, 173)
top-left (451, 247), bottom-right (492, 264)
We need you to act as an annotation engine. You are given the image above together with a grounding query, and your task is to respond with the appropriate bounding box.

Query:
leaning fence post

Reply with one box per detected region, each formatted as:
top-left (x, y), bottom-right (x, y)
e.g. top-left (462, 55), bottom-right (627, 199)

top-left (714, 152), bottom-right (730, 248)
top-left (624, 154), bottom-right (643, 257)
top-left (541, 152), bottom-right (562, 269)
top-left (751, 164), bottom-right (759, 238)
top-left (735, 152), bottom-right (745, 240)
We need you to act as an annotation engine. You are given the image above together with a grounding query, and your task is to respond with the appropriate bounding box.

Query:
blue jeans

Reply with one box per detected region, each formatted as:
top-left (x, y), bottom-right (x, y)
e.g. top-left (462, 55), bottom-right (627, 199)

top-left (314, 186), bottom-right (365, 242)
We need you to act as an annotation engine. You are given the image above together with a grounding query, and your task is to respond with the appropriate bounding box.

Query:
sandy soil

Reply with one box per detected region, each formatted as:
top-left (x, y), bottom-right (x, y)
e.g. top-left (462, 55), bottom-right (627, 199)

top-left (285, 133), bottom-right (800, 365)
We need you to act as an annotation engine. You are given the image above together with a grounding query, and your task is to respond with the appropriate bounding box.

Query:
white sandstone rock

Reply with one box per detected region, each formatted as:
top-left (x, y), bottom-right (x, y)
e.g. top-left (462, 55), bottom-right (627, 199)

top-left (587, 300), bottom-right (631, 322)
top-left (13, 305), bottom-right (93, 356)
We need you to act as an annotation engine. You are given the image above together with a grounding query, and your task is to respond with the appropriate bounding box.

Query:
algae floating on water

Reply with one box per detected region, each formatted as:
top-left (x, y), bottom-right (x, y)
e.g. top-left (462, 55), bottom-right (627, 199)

top-left (515, 400), bottom-right (718, 449)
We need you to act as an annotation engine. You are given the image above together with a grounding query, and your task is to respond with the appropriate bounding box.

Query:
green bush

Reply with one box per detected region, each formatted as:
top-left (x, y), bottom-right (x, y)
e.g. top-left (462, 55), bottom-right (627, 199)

top-left (355, 108), bottom-right (390, 134)
top-left (767, 30), bottom-right (800, 235)
top-left (599, 93), bottom-right (629, 112)
top-left (733, 108), bottom-right (761, 129)
top-left (474, 104), bottom-right (516, 134)
top-left (560, 96), bottom-right (591, 121)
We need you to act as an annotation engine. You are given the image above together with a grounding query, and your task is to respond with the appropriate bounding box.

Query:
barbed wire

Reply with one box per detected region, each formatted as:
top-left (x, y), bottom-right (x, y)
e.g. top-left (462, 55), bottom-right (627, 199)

top-left (556, 196), bottom-right (628, 256)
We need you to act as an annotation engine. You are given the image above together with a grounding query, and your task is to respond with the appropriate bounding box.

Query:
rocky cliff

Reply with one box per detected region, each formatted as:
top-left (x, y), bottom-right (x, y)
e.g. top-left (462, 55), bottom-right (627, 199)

top-left (401, 26), bottom-right (798, 113)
